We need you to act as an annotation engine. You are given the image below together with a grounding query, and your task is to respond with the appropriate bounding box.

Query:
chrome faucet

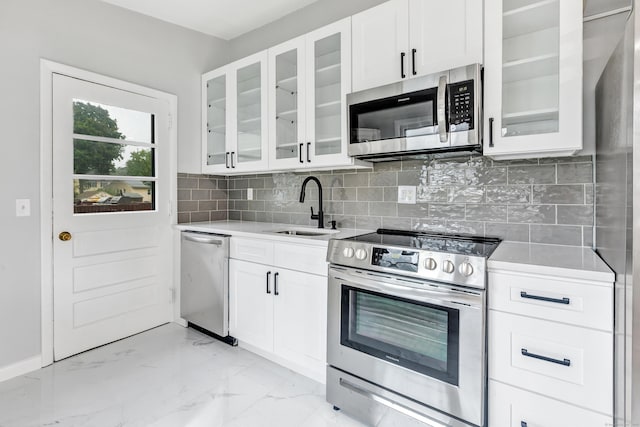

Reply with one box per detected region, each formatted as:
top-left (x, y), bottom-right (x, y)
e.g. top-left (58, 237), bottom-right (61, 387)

top-left (299, 176), bottom-right (324, 229)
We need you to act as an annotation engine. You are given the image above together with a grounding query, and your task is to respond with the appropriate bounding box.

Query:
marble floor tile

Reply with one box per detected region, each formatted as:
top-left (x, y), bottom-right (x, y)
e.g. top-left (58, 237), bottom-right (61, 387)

top-left (0, 324), bottom-right (367, 427)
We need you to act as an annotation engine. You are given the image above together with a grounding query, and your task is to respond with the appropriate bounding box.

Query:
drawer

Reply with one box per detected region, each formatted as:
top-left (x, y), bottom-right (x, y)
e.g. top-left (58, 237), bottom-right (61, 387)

top-left (489, 271), bottom-right (613, 331)
top-left (230, 237), bottom-right (274, 265)
top-left (489, 310), bottom-right (613, 415)
top-left (273, 242), bottom-right (328, 276)
top-left (489, 380), bottom-right (612, 427)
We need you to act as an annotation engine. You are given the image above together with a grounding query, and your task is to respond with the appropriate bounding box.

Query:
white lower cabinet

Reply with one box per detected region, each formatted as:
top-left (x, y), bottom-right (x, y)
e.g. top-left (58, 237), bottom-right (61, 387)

top-left (490, 381), bottom-right (612, 427)
top-left (229, 260), bottom-right (273, 353)
top-left (229, 239), bottom-right (328, 383)
top-left (273, 269), bottom-right (327, 376)
top-left (488, 264), bottom-right (614, 426)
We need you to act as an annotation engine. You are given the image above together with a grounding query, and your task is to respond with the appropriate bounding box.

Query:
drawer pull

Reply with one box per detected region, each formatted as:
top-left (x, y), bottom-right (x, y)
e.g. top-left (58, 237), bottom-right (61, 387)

top-left (520, 291), bottom-right (570, 305)
top-left (521, 422), bottom-right (527, 427)
top-left (521, 348), bottom-right (571, 367)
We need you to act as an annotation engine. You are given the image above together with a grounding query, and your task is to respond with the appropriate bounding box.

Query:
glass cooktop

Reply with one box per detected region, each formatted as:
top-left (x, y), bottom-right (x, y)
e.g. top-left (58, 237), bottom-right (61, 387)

top-left (344, 229), bottom-right (501, 257)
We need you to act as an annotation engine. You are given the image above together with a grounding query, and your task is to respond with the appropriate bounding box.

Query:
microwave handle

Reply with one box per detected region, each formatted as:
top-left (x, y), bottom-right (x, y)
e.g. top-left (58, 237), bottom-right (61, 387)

top-left (437, 75), bottom-right (448, 143)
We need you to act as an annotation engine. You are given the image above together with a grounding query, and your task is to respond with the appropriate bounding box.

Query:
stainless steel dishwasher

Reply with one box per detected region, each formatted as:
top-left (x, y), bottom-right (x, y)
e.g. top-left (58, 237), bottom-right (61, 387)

top-left (180, 231), bottom-right (236, 345)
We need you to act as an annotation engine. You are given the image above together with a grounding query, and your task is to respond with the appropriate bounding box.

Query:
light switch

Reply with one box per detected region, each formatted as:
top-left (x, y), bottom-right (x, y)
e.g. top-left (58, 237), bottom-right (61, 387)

top-left (16, 199), bottom-right (31, 217)
top-left (247, 188), bottom-right (253, 200)
top-left (397, 186), bottom-right (416, 204)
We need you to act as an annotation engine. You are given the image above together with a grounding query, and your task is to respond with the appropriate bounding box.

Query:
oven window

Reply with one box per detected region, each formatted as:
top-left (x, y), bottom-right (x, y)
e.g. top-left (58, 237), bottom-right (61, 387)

top-left (340, 285), bottom-right (459, 385)
top-left (349, 88), bottom-right (437, 144)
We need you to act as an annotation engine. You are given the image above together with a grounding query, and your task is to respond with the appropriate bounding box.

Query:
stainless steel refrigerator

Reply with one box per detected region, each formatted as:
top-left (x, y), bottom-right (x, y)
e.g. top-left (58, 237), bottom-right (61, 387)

top-left (594, 3), bottom-right (639, 424)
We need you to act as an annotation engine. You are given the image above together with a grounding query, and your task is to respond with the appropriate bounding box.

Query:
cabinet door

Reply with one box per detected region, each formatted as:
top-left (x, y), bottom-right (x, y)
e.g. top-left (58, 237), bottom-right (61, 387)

top-left (409, 0), bottom-right (482, 77)
top-left (273, 269), bottom-right (327, 379)
top-left (489, 380), bottom-right (613, 427)
top-left (305, 18), bottom-right (352, 168)
top-left (268, 37), bottom-right (307, 169)
top-left (229, 259), bottom-right (274, 353)
top-left (231, 51), bottom-right (269, 173)
top-left (352, 0), bottom-right (409, 92)
top-left (483, 0), bottom-right (582, 159)
top-left (202, 67), bottom-right (231, 173)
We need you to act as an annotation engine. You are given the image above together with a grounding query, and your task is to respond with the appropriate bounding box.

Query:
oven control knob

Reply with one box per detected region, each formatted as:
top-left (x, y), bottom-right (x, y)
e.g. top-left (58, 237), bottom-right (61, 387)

top-left (423, 257), bottom-right (437, 270)
top-left (459, 262), bottom-right (474, 277)
top-left (442, 260), bottom-right (455, 274)
top-left (343, 247), bottom-right (355, 258)
top-left (355, 249), bottom-right (368, 260)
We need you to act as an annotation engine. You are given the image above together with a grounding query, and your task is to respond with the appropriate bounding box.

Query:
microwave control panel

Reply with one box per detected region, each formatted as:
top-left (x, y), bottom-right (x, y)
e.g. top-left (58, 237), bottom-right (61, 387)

top-left (448, 79), bottom-right (474, 131)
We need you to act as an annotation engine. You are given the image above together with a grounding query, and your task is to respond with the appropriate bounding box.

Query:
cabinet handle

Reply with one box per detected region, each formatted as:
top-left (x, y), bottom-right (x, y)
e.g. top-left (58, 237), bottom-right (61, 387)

top-left (231, 152), bottom-right (236, 168)
top-left (274, 272), bottom-right (279, 296)
top-left (266, 271), bottom-right (271, 294)
top-left (225, 152), bottom-right (230, 168)
top-left (411, 48), bottom-right (417, 75)
top-left (299, 143), bottom-right (304, 163)
top-left (521, 348), bottom-right (571, 367)
top-left (489, 117), bottom-right (494, 147)
top-left (400, 52), bottom-right (406, 79)
top-left (307, 142), bottom-right (311, 163)
top-left (520, 291), bottom-right (570, 305)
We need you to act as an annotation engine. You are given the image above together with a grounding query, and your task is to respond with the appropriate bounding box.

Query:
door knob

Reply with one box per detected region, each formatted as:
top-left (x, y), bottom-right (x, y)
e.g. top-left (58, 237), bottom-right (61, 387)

top-left (58, 231), bottom-right (72, 241)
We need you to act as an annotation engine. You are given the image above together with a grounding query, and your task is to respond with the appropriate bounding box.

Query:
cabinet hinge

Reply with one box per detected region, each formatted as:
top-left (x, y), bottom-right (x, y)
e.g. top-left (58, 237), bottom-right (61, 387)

top-left (168, 113), bottom-right (173, 131)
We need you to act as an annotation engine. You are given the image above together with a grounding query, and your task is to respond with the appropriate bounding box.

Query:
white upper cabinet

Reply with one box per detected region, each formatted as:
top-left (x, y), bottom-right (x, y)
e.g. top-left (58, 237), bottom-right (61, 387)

top-left (483, 0), bottom-right (583, 159)
top-left (352, 0), bottom-right (483, 92)
top-left (202, 51), bottom-right (269, 174)
top-left (352, 0), bottom-right (409, 92)
top-left (269, 18), bottom-right (358, 170)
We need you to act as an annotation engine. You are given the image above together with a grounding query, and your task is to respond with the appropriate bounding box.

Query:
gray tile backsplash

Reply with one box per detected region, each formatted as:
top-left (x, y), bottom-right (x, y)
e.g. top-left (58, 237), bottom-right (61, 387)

top-left (178, 154), bottom-right (595, 246)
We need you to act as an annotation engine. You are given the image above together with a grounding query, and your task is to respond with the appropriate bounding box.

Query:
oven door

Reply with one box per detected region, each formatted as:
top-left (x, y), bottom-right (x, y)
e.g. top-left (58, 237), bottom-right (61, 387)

top-left (327, 266), bottom-right (486, 427)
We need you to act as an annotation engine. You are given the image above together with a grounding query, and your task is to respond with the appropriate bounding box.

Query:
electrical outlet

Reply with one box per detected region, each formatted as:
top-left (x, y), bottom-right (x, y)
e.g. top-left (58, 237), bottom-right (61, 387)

top-left (16, 199), bottom-right (31, 217)
top-left (247, 188), bottom-right (253, 200)
top-left (397, 186), bottom-right (417, 204)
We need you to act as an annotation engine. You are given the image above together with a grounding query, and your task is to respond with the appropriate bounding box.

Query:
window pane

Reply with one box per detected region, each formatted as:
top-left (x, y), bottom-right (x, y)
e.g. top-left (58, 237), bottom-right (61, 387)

top-left (206, 75), bottom-right (226, 166)
top-left (74, 179), bottom-right (154, 214)
top-left (73, 99), bottom-right (153, 143)
top-left (237, 62), bottom-right (262, 163)
top-left (73, 139), bottom-right (154, 177)
top-left (314, 33), bottom-right (341, 156)
top-left (275, 49), bottom-right (299, 160)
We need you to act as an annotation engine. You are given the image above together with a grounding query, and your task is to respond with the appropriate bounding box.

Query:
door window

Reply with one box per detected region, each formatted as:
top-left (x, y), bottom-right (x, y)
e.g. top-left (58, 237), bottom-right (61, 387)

top-left (72, 100), bottom-right (156, 214)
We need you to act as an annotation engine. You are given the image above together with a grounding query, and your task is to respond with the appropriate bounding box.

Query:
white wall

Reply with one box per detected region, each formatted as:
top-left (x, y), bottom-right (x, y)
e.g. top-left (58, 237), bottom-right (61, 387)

top-left (229, 0), bottom-right (388, 60)
top-left (0, 0), bottom-right (227, 370)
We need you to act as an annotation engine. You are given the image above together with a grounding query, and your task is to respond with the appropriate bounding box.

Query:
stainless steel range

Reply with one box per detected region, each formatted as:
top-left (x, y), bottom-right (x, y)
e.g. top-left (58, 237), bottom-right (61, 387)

top-left (326, 229), bottom-right (500, 427)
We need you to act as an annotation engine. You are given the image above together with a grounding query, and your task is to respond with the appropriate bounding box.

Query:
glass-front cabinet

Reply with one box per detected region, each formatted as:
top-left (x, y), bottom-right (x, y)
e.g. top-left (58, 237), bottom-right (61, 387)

top-left (269, 18), bottom-right (354, 170)
top-left (202, 51), bottom-right (268, 174)
top-left (483, 0), bottom-right (582, 159)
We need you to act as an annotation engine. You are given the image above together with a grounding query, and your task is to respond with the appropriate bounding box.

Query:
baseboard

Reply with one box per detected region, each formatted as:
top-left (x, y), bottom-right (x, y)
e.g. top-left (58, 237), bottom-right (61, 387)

top-left (0, 356), bottom-right (42, 384)
top-left (238, 341), bottom-right (326, 384)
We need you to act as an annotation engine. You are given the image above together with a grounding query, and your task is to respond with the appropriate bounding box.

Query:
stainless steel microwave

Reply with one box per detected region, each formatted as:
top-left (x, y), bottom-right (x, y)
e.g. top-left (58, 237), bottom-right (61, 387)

top-left (347, 64), bottom-right (481, 160)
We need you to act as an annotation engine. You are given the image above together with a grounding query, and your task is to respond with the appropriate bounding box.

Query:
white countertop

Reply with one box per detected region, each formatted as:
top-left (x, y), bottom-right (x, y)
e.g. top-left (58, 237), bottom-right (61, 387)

top-left (488, 241), bottom-right (614, 283)
top-left (175, 220), bottom-right (369, 247)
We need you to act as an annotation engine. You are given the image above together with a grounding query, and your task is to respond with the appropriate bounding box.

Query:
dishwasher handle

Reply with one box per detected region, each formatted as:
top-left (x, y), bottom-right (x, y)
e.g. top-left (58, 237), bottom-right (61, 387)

top-left (183, 234), bottom-right (225, 246)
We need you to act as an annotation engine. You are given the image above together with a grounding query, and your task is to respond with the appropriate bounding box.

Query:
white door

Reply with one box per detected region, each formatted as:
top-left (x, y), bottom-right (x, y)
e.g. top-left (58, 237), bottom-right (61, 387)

top-left (305, 18), bottom-right (352, 168)
top-left (232, 51), bottom-right (270, 173)
top-left (409, 0), bottom-right (483, 77)
top-left (268, 36), bottom-right (308, 169)
top-left (483, 0), bottom-right (583, 159)
top-left (273, 269), bottom-right (327, 376)
top-left (52, 74), bottom-right (172, 360)
top-left (228, 259), bottom-right (274, 352)
top-left (352, 0), bottom-right (409, 92)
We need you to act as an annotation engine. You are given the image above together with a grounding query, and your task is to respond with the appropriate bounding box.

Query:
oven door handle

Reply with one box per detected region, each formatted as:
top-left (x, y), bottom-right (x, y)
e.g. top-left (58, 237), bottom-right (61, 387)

top-left (330, 268), bottom-right (481, 308)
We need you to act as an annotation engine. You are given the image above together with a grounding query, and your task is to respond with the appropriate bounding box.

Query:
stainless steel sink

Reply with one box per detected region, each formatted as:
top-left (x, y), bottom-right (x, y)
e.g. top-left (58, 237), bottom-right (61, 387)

top-left (275, 229), bottom-right (333, 236)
